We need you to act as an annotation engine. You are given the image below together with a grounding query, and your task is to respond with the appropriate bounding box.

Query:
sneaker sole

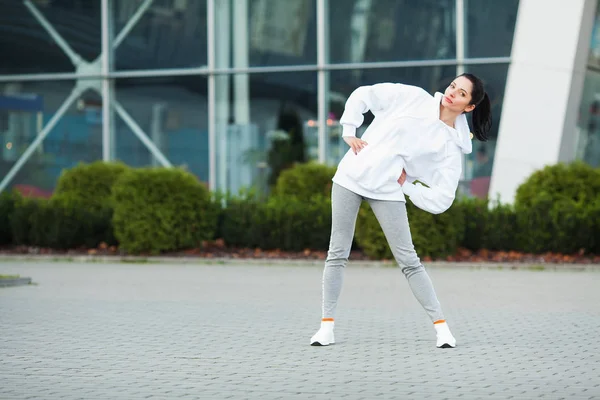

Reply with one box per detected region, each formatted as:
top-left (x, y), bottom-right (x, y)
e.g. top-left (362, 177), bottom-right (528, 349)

top-left (438, 343), bottom-right (455, 348)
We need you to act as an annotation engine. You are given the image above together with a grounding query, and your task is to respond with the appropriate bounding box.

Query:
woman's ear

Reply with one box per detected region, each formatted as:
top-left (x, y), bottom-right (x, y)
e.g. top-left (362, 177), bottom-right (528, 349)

top-left (464, 104), bottom-right (476, 113)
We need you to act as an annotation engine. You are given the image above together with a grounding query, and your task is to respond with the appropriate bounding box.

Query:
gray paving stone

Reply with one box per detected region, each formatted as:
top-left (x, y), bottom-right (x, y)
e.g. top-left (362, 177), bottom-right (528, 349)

top-left (1, 261), bottom-right (600, 400)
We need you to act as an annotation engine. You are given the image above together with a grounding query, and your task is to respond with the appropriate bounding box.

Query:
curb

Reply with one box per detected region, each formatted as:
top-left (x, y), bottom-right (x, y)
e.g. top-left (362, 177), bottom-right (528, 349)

top-left (0, 254), bottom-right (599, 271)
top-left (0, 277), bottom-right (32, 287)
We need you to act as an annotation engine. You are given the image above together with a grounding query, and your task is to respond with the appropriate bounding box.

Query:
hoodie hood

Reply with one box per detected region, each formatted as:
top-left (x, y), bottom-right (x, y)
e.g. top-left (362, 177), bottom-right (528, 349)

top-left (434, 92), bottom-right (472, 155)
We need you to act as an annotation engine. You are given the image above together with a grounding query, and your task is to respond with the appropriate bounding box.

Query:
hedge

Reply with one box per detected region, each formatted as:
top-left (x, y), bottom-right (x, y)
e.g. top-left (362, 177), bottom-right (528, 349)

top-left (112, 167), bottom-right (219, 254)
top-left (0, 160), bottom-right (597, 258)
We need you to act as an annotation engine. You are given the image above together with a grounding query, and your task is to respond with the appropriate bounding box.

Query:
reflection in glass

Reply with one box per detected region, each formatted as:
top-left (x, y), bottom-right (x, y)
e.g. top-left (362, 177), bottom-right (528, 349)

top-left (0, 0), bottom-right (100, 74)
top-left (114, 76), bottom-right (209, 182)
top-left (328, 0), bottom-right (455, 64)
top-left (248, 0), bottom-right (316, 66)
top-left (576, 70), bottom-right (600, 168)
top-left (466, 0), bottom-right (519, 58)
top-left (461, 63), bottom-right (510, 197)
top-left (0, 80), bottom-right (103, 193)
top-left (214, 72), bottom-right (317, 195)
top-left (113, 0), bottom-right (207, 70)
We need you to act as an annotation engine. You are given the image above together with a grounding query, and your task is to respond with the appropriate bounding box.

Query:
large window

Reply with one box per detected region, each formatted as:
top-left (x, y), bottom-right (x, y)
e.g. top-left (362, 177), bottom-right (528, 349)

top-left (0, 0), bottom-right (519, 198)
top-left (466, 0), bottom-right (519, 58)
top-left (0, 0), bottom-right (101, 74)
top-left (213, 72), bottom-right (317, 195)
top-left (328, 0), bottom-right (455, 64)
top-left (576, 2), bottom-right (600, 168)
top-left (0, 80), bottom-right (102, 192)
top-left (114, 76), bottom-right (209, 181)
top-left (112, 0), bottom-right (208, 71)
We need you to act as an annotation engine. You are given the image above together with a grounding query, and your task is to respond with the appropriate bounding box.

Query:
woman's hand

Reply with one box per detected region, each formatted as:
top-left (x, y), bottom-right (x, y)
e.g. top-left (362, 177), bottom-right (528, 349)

top-left (397, 169), bottom-right (407, 186)
top-left (343, 137), bottom-right (368, 155)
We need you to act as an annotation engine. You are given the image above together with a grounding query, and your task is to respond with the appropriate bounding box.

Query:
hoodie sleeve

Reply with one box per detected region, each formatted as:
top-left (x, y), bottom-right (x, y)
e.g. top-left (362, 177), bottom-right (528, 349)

top-left (401, 151), bottom-right (462, 214)
top-left (339, 83), bottom-right (416, 137)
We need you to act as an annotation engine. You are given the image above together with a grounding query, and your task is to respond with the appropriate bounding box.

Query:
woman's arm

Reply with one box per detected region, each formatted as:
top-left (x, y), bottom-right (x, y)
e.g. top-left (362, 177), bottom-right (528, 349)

top-left (339, 83), bottom-right (417, 138)
top-left (400, 151), bottom-right (463, 214)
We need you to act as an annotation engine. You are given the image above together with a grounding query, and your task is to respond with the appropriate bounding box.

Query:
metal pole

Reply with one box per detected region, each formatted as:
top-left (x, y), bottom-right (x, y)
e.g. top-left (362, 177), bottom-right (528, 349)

top-left (456, 0), bottom-right (466, 76)
top-left (113, 101), bottom-right (172, 167)
top-left (317, 0), bottom-right (328, 164)
top-left (207, 0), bottom-right (216, 191)
top-left (113, 0), bottom-right (154, 49)
top-left (101, 0), bottom-right (113, 162)
top-left (0, 87), bottom-right (82, 193)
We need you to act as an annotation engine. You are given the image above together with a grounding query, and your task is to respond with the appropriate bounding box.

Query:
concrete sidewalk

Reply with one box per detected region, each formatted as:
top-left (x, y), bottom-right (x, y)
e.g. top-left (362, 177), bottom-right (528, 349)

top-left (1, 261), bottom-right (599, 399)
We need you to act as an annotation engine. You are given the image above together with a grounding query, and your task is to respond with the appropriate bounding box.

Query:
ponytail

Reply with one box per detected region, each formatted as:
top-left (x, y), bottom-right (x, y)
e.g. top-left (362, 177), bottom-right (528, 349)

top-left (455, 73), bottom-right (493, 142)
top-left (472, 92), bottom-right (492, 142)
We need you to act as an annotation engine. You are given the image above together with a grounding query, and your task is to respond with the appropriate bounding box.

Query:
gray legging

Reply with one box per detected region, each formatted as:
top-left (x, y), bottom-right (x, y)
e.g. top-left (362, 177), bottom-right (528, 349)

top-left (322, 183), bottom-right (445, 322)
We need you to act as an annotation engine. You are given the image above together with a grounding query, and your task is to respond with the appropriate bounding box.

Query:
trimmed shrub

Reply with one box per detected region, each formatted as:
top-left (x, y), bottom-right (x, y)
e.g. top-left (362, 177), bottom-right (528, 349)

top-left (0, 190), bottom-right (19, 246)
top-left (112, 167), bottom-right (218, 254)
top-left (220, 193), bottom-right (332, 251)
top-left (9, 195), bottom-right (111, 249)
top-left (29, 198), bottom-right (111, 249)
top-left (274, 162), bottom-right (337, 200)
top-left (261, 194), bottom-right (331, 251)
top-left (515, 161), bottom-right (600, 206)
top-left (484, 202), bottom-right (518, 251)
top-left (219, 193), bottom-right (267, 249)
top-left (10, 195), bottom-right (39, 246)
top-left (54, 160), bottom-right (130, 210)
top-left (52, 161), bottom-right (130, 246)
top-left (514, 162), bottom-right (600, 254)
top-left (458, 196), bottom-right (488, 251)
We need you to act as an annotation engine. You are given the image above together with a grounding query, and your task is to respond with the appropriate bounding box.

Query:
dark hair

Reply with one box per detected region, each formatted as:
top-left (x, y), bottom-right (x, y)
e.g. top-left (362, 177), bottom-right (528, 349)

top-left (456, 73), bottom-right (492, 142)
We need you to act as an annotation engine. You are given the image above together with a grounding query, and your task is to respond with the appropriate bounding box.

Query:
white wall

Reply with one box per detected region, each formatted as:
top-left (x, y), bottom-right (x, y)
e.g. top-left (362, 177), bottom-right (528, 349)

top-left (488, 0), bottom-right (597, 203)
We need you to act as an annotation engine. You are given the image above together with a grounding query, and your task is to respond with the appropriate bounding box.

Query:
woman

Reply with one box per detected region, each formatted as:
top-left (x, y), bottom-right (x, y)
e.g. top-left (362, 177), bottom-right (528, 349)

top-left (310, 73), bottom-right (492, 348)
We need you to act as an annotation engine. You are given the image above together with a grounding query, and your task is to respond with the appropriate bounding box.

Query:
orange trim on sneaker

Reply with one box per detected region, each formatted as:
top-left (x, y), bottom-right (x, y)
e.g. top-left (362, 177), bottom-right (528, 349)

top-left (433, 320), bottom-right (446, 325)
top-left (322, 318), bottom-right (334, 322)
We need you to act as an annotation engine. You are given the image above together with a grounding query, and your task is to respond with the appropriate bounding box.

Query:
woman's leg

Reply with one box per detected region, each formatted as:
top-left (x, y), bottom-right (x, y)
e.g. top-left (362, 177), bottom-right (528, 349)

top-left (367, 198), bottom-right (455, 347)
top-left (322, 183), bottom-right (363, 319)
top-left (311, 183), bottom-right (362, 346)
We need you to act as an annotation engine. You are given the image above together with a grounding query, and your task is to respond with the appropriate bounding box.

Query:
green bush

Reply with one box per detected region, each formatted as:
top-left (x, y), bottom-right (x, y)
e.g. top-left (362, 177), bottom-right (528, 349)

top-left (0, 190), bottom-right (19, 246)
top-left (484, 202), bottom-right (518, 251)
top-left (458, 196), bottom-right (488, 251)
top-left (30, 198), bottom-right (112, 249)
top-left (515, 161), bottom-right (600, 206)
top-left (10, 195), bottom-right (39, 246)
top-left (514, 162), bottom-right (600, 254)
top-left (262, 194), bottom-right (331, 251)
top-left (54, 160), bottom-right (130, 210)
top-left (274, 162), bottom-right (337, 201)
top-left (220, 193), bottom-right (332, 251)
top-left (219, 193), bottom-right (267, 249)
top-left (9, 195), bottom-right (112, 249)
top-left (52, 161), bottom-right (130, 246)
top-left (355, 201), bottom-right (465, 260)
top-left (112, 167), bottom-right (219, 254)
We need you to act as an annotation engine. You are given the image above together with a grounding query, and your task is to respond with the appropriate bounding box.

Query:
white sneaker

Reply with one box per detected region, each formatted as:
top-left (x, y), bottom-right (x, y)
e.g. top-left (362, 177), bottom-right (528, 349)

top-left (310, 320), bottom-right (335, 346)
top-left (434, 321), bottom-right (456, 348)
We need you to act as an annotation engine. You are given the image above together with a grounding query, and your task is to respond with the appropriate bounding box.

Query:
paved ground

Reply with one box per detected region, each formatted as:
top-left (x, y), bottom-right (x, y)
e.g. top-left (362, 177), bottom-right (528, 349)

top-left (1, 261), bottom-right (599, 400)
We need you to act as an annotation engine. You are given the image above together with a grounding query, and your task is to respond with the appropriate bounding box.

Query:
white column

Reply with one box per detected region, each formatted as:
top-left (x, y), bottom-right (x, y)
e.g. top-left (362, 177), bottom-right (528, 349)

top-left (215, 0), bottom-right (231, 193)
top-left (489, 0), bottom-right (597, 203)
top-left (317, 0), bottom-right (329, 164)
top-left (232, 0), bottom-right (252, 191)
top-left (233, 0), bottom-right (250, 125)
top-left (101, 0), bottom-right (114, 162)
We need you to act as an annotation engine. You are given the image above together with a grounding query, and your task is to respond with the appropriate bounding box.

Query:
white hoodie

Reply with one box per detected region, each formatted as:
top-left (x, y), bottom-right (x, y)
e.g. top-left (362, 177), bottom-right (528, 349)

top-left (332, 82), bottom-right (472, 214)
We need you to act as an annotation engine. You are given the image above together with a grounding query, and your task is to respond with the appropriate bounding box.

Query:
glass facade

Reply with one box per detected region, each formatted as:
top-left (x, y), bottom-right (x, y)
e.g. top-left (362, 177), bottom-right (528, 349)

top-left (0, 0), bottom-right (519, 198)
top-left (576, 2), bottom-right (600, 167)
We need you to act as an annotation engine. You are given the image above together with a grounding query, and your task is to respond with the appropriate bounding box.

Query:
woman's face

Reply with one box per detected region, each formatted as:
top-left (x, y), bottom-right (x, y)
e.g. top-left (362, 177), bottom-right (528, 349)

top-left (442, 76), bottom-right (476, 113)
